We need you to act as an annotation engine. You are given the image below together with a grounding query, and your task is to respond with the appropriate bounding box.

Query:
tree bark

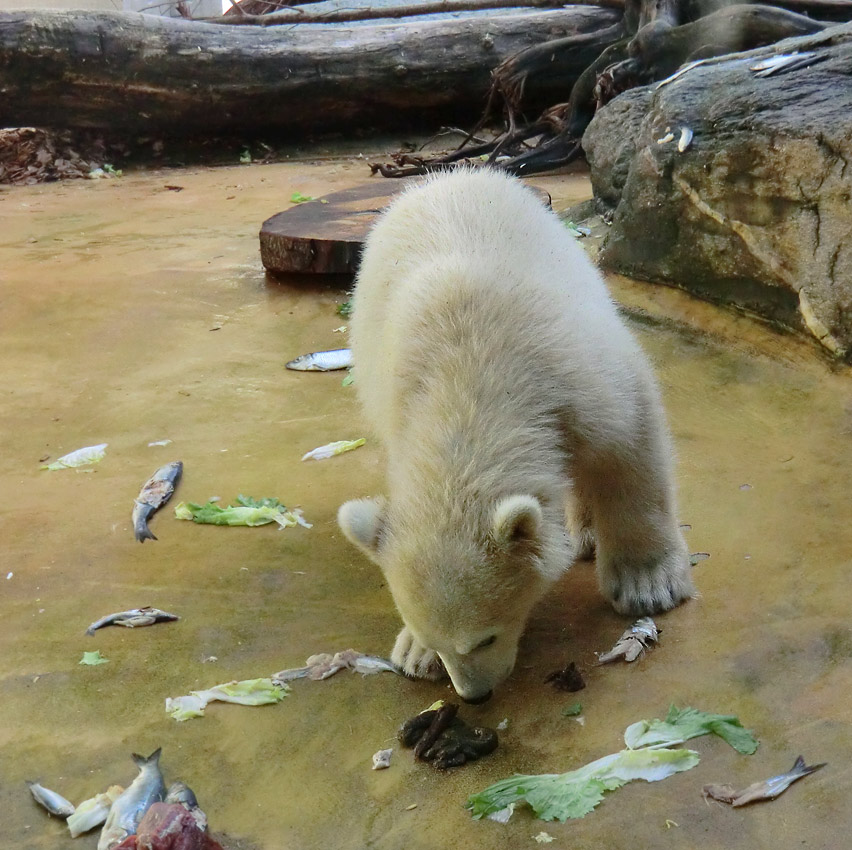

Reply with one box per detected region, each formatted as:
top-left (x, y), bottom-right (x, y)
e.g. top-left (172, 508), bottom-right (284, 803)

top-left (0, 8), bottom-right (621, 137)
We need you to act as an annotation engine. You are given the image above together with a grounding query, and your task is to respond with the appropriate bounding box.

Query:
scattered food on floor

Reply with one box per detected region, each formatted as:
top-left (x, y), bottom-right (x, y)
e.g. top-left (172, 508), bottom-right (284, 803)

top-left (174, 495), bottom-right (310, 529)
top-left (562, 702), bottom-right (583, 717)
top-left (80, 650), bottom-right (109, 666)
top-left (41, 443), bottom-right (107, 470)
top-left (133, 461), bottom-right (183, 542)
top-left (112, 802), bottom-right (225, 850)
top-left (597, 617), bottom-right (659, 664)
top-left (166, 678), bottom-right (289, 721)
top-left (544, 661), bottom-right (585, 692)
top-left (703, 755), bottom-right (826, 807)
top-left (271, 648), bottom-right (400, 684)
top-left (301, 438), bottom-right (366, 461)
top-left (398, 701), bottom-right (499, 769)
top-left (372, 749), bottom-right (393, 770)
top-left (99, 749), bottom-right (165, 850)
top-left (285, 348), bottom-right (353, 371)
top-left (26, 780), bottom-right (76, 817)
top-left (85, 607), bottom-right (179, 636)
top-left (67, 786), bottom-right (124, 837)
top-left (690, 552), bottom-right (710, 565)
top-left (624, 706), bottom-right (759, 754)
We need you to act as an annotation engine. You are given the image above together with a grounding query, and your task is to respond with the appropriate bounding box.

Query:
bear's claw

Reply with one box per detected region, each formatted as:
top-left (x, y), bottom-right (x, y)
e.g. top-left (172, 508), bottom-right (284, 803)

top-left (599, 548), bottom-right (695, 616)
top-left (392, 627), bottom-right (447, 680)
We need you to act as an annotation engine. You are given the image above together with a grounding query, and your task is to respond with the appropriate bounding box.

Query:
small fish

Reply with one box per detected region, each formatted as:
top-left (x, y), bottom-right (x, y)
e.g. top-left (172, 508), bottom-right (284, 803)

top-left (677, 127), bottom-right (693, 152)
top-left (597, 617), bottom-right (659, 664)
top-left (705, 756), bottom-right (826, 807)
top-left (86, 607), bottom-right (180, 636)
top-left (67, 786), bottom-right (124, 838)
top-left (271, 649), bottom-right (401, 685)
top-left (26, 780), bottom-right (75, 817)
top-left (165, 781), bottom-right (207, 831)
top-left (286, 348), bottom-right (352, 372)
top-left (132, 461), bottom-right (183, 542)
top-left (98, 748), bottom-right (165, 850)
top-left (750, 51), bottom-right (823, 78)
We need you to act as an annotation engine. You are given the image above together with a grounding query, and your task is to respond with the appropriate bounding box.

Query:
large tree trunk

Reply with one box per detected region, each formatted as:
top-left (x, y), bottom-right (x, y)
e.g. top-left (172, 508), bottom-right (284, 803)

top-left (0, 8), bottom-right (621, 137)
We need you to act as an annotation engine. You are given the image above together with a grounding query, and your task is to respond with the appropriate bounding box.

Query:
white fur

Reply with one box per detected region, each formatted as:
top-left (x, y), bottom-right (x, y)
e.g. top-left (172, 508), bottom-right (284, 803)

top-left (337, 169), bottom-right (693, 701)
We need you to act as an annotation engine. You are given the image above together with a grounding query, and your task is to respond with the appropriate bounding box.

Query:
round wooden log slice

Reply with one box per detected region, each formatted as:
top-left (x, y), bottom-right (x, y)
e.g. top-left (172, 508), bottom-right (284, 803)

top-left (259, 179), bottom-right (552, 276)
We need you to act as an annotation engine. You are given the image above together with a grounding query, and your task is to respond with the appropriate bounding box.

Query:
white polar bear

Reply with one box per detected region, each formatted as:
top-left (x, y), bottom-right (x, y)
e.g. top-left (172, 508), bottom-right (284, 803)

top-left (337, 168), bottom-right (694, 703)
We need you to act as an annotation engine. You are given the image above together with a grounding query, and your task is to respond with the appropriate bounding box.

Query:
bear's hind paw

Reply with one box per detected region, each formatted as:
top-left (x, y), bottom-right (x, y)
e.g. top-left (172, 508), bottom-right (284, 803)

top-left (392, 627), bottom-right (447, 681)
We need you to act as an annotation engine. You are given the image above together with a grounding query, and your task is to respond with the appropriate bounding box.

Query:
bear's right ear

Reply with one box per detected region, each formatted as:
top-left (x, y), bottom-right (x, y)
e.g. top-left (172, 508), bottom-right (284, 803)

top-left (491, 494), bottom-right (542, 548)
top-left (337, 497), bottom-right (386, 563)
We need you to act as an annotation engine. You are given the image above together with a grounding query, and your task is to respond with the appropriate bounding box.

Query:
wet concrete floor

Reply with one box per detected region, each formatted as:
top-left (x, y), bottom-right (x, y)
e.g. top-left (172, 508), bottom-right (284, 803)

top-left (1, 149), bottom-right (851, 850)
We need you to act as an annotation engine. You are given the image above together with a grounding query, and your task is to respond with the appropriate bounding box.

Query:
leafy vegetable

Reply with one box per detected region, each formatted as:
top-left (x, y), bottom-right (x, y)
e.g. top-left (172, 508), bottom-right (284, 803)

top-left (174, 495), bottom-right (311, 529)
top-left (624, 706), bottom-right (758, 755)
top-left (336, 299), bottom-right (353, 318)
top-left (466, 748), bottom-right (699, 822)
top-left (79, 650), bottom-right (109, 666)
top-left (240, 148), bottom-right (252, 164)
top-left (342, 371), bottom-right (354, 387)
top-left (301, 438), bottom-right (365, 461)
top-left (42, 443), bottom-right (107, 470)
top-left (562, 220), bottom-right (591, 238)
top-left (165, 678), bottom-right (289, 721)
top-left (290, 192), bottom-right (328, 205)
top-left (562, 703), bottom-right (583, 717)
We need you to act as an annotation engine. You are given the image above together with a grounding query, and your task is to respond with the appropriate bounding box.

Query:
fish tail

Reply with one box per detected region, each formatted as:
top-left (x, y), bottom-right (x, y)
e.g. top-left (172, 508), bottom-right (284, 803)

top-left (131, 747), bottom-right (162, 768)
top-left (134, 522), bottom-right (157, 543)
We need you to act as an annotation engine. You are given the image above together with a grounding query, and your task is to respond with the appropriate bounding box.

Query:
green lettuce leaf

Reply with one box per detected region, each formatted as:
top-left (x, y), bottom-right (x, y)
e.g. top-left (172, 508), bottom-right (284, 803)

top-left (624, 706), bottom-right (758, 754)
top-left (166, 678), bottom-right (289, 721)
top-left (174, 496), bottom-right (311, 529)
top-left (79, 650), bottom-right (109, 666)
top-left (42, 443), bottom-right (107, 470)
top-left (466, 747), bottom-right (699, 822)
top-left (301, 438), bottom-right (365, 461)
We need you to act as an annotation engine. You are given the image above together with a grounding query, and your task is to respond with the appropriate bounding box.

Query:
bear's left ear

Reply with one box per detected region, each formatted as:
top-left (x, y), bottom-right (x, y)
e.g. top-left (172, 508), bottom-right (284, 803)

top-left (491, 494), bottom-right (542, 547)
top-left (337, 497), bottom-right (386, 563)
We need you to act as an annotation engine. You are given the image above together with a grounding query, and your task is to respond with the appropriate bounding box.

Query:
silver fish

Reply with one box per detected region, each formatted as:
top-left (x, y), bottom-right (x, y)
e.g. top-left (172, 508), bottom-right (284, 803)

top-left (597, 617), bottom-right (659, 664)
top-left (98, 748), bottom-right (165, 850)
top-left (706, 756), bottom-right (826, 807)
top-left (26, 780), bottom-right (75, 817)
top-left (285, 348), bottom-right (352, 372)
top-left (750, 51), bottom-right (823, 78)
top-left (86, 607), bottom-right (180, 636)
top-left (271, 648), bottom-right (401, 685)
top-left (133, 461), bottom-right (183, 542)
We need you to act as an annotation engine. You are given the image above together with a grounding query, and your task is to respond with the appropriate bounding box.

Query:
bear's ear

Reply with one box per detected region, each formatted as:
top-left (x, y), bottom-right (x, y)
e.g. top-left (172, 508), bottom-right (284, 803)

top-left (337, 497), bottom-right (386, 563)
top-left (491, 494), bottom-right (542, 548)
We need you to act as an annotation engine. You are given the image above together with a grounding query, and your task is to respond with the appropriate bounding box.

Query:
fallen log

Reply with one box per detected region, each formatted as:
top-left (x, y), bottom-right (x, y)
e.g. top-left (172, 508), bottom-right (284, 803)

top-left (0, 8), bottom-right (621, 137)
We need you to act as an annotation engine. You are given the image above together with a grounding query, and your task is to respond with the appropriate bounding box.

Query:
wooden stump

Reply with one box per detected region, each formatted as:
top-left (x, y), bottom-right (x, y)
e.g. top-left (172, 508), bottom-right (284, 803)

top-left (260, 179), bottom-right (551, 275)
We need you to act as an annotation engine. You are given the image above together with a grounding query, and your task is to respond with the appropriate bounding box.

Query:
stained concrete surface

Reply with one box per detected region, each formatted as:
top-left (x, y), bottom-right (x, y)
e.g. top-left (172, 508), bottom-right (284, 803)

top-left (1, 152), bottom-right (851, 850)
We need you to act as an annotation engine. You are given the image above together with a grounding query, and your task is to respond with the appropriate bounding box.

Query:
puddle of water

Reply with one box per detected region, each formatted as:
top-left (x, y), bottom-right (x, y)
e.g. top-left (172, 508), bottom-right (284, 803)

top-left (1, 159), bottom-right (851, 849)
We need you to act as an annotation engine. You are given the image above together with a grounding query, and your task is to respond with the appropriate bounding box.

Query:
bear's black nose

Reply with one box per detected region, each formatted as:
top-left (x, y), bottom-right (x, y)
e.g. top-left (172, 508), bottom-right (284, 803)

top-left (461, 689), bottom-right (493, 705)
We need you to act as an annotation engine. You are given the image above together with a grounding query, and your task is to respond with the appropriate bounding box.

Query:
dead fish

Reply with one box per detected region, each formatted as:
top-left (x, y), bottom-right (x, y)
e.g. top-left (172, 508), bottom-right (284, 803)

top-left (597, 617), bottom-right (659, 664)
top-left (86, 607), bottom-right (180, 636)
top-left (705, 756), bottom-right (826, 807)
top-left (677, 127), bottom-right (694, 152)
top-left (165, 781), bottom-right (207, 831)
top-left (750, 51), bottom-right (824, 78)
top-left (132, 461), bottom-right (183, 542)
top-left (271, 648), bottom-right (401, 685)
top-left (285, 348), bottom-right (352, 372)
top-left (98, 748), bottom-right (165, 850)
top-left (26, 780), bottom-right (75, 818)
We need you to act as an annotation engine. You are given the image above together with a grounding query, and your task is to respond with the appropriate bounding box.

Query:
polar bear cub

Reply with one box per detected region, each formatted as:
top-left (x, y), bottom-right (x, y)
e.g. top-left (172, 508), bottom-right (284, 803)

top-left (337, 168), bottom-right (693, 703)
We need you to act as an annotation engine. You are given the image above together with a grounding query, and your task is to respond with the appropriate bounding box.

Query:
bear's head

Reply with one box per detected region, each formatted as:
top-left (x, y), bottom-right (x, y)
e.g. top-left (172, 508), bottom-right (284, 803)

top-left (338, 493), bottom-right (565, 702)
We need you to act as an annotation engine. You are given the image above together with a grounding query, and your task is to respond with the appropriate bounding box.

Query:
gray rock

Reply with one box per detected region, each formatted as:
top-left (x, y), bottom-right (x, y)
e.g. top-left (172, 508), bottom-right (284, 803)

top-left (584, 24), bottom-right (852, 358)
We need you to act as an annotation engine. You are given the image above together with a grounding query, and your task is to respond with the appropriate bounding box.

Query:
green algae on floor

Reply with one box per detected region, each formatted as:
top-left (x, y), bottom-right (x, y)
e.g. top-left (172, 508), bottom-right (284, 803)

top-left (1, 158), bottom-right (850, 850)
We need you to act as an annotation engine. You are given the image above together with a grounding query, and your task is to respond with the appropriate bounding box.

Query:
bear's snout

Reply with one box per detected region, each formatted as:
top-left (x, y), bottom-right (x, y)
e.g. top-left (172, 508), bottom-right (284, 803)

top-left (460, 689), bottom-right (493, 705)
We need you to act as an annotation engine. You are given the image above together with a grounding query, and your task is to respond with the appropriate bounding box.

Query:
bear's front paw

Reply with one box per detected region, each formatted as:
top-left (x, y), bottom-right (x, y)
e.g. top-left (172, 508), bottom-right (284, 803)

top-left (391, 627), bottom-right (447, 680)
top-left (599, 548), bottom-right (695, 616)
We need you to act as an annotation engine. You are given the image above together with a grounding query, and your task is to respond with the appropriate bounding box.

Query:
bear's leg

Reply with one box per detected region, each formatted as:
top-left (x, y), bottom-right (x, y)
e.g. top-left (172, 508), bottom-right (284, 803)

top-left (392, 626), bottom-right (448, 680)
top-left (576, 398), bottom-right (694, 615)
top-left (569, 484), bottom-right (596, 561)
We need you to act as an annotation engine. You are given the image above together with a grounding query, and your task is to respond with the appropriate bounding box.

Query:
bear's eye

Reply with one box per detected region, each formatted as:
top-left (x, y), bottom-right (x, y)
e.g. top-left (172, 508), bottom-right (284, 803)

top-left (475, 635), bottom-right (497, 650)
